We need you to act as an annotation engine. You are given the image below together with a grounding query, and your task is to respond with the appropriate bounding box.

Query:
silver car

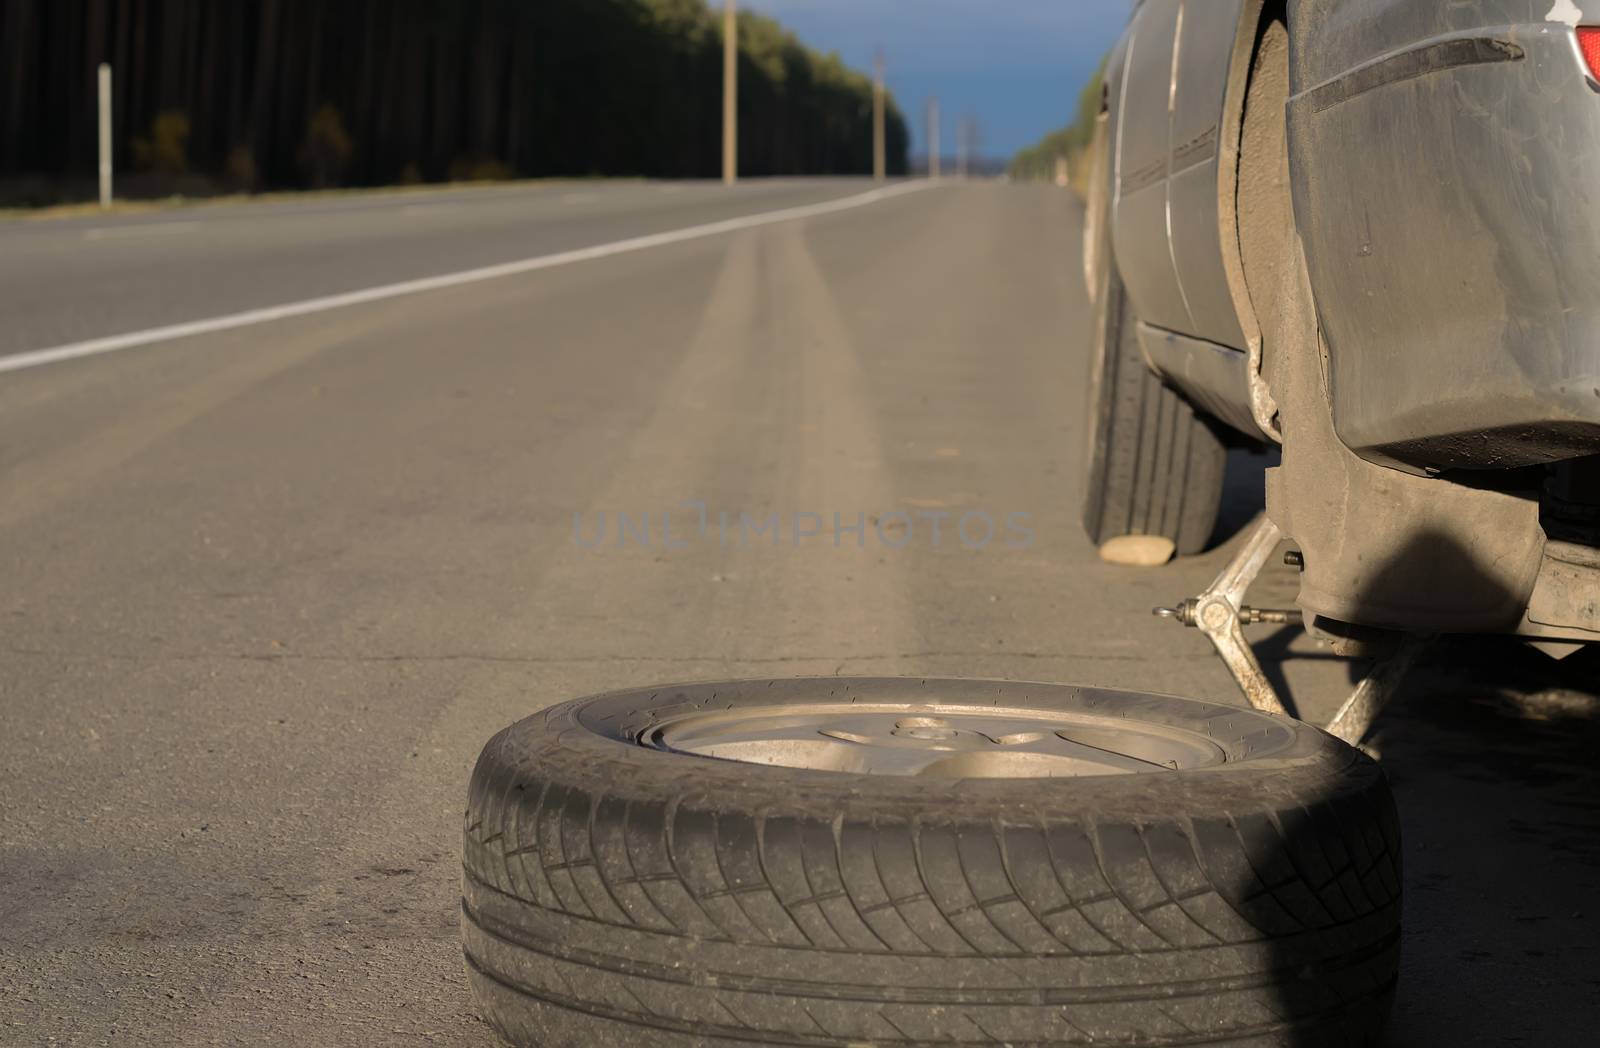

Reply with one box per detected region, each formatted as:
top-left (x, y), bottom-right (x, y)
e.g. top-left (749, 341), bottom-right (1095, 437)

top-left (1083, 1), bottom-right (1600, 680)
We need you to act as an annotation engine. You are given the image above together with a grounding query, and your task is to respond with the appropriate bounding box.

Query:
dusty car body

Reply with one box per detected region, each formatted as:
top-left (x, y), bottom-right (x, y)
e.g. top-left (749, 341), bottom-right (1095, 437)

top-left (1092, 0), bottom-right (1600, 652)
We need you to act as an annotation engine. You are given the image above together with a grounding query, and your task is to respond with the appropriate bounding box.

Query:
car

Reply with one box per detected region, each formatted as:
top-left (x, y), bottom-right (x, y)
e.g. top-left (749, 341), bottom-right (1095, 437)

top-left (1082, 0), bottom-right (1600, 674)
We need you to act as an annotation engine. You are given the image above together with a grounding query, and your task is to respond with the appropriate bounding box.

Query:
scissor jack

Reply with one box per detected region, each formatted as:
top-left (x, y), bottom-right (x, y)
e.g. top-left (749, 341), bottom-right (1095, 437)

top-left (1154, 516), bottom-right (1428, 746)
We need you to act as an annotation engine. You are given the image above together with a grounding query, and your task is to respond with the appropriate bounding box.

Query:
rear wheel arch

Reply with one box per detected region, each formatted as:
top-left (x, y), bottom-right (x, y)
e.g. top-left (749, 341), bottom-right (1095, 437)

top-left (1221, 1), bottom-right (1292, 441)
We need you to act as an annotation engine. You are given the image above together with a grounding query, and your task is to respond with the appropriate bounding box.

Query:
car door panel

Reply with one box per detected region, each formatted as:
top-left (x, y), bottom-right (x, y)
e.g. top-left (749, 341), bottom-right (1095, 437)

top-left (1167, 1), bottom-right (1249, 349)
top-left (1113, 0), bottom-right (1253, 349)
top-left (1111, 0), bottom-right (1192, 335)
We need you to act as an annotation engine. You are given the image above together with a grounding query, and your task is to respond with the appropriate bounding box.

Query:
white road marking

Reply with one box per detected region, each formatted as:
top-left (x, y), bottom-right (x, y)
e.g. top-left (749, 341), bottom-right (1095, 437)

top-left (82, 221), bottom-right (200, 242)
top-left (2, 182), bottom-right (934, 376)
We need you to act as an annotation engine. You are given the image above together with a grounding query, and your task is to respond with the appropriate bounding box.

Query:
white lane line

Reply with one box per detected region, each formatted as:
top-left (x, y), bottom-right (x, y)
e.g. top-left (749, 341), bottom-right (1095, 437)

top-left (3, 181), bottom-right (934, 376)
top-left (10, 182), bottom-right (934, 375)
top-left (82, 221), bottom-right (201, 242)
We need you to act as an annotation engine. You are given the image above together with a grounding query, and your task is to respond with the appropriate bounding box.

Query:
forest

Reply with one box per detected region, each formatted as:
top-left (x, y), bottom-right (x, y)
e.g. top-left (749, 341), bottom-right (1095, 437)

top-left (1008, 63), bottom-right (1103, 190)
top-left (0, 0), bottom-right (909, 204)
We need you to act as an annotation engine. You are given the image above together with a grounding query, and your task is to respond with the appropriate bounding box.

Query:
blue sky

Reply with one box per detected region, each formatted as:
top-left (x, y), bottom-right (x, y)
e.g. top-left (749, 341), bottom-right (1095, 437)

top-left (739, 0), bottom-right (1133, 158)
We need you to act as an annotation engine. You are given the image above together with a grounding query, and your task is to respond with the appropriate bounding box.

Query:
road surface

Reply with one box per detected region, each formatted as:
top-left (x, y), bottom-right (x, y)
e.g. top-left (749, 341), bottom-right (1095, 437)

top-left (1, 180), bottom-right (1595, 1045)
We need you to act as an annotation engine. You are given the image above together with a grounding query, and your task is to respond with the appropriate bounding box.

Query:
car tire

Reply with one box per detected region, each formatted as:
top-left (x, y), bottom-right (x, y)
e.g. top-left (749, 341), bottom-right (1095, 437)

top-left (1080, 126), bottom-right (1227, 557)
top-left (1082, 261), bottom-right (1228, 558)
top-left (462, 677), bottom-right (1400, 1047)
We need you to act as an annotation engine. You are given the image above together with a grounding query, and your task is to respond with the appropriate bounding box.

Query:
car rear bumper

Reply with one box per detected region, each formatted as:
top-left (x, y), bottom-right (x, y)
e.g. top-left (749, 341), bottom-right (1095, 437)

top-left (1288, 21), bottom-right (1600, 472)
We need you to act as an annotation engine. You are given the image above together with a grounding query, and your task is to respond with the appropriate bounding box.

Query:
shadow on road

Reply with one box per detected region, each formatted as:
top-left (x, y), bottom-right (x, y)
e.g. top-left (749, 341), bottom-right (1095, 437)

top-left (1255, 525), bottom-right (1600, 1045)
top-left (1211, 445), bottom-right (1280, 549)
top-left (1372, 639), bottom-right (1600, 1046)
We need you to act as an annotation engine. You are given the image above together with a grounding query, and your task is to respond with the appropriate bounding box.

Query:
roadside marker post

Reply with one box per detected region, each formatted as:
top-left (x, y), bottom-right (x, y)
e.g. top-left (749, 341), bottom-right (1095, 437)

top-left (97, 63), bottom-right (112, 209)
top-left (872, 52), bottom-right (886, 183)
top-left (723, 1), bottom-right (737, 186)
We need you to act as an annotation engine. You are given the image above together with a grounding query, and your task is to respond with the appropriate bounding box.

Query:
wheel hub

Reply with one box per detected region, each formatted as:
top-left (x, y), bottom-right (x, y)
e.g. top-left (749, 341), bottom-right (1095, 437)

top-left (640, 702), bottom-right (1230, 777)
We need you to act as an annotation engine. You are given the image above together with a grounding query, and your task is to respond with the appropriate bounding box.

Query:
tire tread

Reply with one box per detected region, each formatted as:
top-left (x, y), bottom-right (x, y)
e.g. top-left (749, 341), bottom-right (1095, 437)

top-left (1083, 268), bottom-right (1227, 556)
top-left (462, 684), bottom-right (1399, 1046)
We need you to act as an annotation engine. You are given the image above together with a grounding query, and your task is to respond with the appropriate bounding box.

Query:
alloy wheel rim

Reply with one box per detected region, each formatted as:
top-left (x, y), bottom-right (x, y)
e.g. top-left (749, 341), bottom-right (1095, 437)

top-left (641, 702), bottom-right (1231, 778)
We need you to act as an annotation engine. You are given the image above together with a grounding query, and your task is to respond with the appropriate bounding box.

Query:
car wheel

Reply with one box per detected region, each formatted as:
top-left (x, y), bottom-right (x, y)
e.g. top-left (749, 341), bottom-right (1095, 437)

top-left (1081, 126), bottom-right (1226, 557)
top-left (462, 677), bottom-right (1400, 1046)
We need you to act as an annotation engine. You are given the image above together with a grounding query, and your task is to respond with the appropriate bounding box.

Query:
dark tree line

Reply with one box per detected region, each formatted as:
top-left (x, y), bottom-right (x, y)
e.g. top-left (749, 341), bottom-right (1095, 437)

top-left (1008, 62), bottom-right (1102, 186)
top-left (1, 0), bottom-right (909, 201)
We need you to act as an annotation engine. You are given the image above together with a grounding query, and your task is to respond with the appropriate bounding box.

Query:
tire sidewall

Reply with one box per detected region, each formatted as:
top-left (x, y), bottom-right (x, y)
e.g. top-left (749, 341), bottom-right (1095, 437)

top-left (486, 677), bottom-right (1370, 828)
top-left (1080, 114), bottom-right (1122, 537)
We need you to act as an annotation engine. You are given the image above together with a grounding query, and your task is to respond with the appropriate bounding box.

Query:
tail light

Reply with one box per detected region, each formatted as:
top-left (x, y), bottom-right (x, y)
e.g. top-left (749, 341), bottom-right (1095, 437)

top-left (1580, 27), bottom-right (1600, 79)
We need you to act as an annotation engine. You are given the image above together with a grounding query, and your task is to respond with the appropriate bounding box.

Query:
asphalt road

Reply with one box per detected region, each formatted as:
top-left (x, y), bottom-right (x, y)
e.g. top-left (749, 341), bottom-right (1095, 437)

top-left (1, 180), bottom-right (1596, 1045)
top-left (0, 179), bottom-right (888, 358)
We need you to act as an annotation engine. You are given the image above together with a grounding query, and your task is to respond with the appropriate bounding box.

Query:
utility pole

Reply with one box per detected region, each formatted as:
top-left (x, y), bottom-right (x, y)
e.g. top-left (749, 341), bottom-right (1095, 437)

top-left (722, 1), bottom-right (737, 186)
top-left (927, 97), bottom-right (940, 179)
top-left (872, 50), bottom-right (886, 183)
top-left (97, 63), bottom-right (112, 209)
top-left (956, 116), bottom-right (969, 179)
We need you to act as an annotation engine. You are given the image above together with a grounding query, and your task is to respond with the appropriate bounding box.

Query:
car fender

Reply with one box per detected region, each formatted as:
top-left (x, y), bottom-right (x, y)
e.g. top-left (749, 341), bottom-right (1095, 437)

top-left (1286, 0), bottom-right (1600, 470)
